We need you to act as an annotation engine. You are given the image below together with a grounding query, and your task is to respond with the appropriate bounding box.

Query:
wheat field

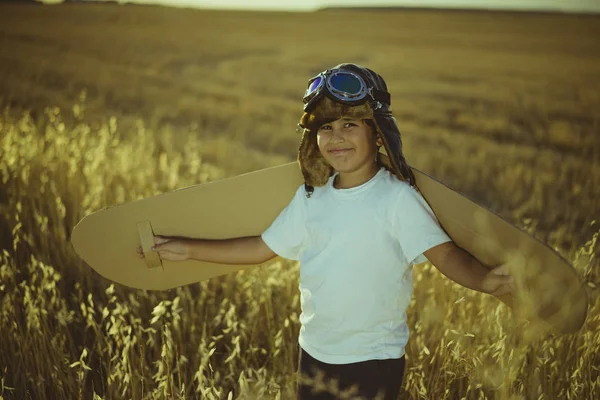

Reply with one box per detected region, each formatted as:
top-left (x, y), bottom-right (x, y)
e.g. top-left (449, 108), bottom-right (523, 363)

top-left (0, 3), bottom-right (599, 400)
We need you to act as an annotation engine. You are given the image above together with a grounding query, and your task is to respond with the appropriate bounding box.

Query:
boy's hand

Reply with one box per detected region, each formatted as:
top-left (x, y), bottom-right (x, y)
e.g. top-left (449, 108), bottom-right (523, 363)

top-left (481, 263), bottom-right (515, 297)
top-left (136, 236), bottom-right (190, 261)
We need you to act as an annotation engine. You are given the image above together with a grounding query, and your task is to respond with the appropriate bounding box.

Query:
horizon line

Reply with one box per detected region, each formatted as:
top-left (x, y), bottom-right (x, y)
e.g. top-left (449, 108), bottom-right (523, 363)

top-left (34, 1), bottom-right (599, 15)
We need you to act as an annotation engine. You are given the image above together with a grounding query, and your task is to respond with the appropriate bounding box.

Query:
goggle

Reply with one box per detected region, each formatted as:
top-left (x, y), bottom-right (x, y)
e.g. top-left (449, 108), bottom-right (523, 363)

top-left (302, 69), bottom-right (391, 112)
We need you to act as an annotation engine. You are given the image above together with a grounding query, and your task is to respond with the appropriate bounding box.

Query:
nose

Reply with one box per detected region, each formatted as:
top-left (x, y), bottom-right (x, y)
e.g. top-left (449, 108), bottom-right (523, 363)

top-left (329, 127), bottom-right (345, 142)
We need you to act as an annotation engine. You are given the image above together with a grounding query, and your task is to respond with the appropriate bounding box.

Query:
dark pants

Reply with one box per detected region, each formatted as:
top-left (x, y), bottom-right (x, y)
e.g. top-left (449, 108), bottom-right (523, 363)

top-left (297, 347), bottom-right (405, 400)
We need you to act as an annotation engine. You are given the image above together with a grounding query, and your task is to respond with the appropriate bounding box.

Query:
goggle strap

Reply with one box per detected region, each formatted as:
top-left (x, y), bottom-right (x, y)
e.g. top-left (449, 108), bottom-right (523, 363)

top-left (372, 89), bottom-right (391, 106)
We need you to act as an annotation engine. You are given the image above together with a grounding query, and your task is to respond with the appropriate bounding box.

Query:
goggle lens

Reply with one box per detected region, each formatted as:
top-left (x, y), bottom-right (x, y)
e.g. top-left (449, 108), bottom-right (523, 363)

top-left (306, 76), bottom-right (323, 96)
top-left (329, 73), bottom-right (362, 96)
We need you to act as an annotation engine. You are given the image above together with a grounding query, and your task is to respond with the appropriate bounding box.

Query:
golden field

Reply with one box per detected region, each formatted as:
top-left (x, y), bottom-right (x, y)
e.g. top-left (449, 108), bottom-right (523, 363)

top-left (0, 3), bottom-right (599, 399)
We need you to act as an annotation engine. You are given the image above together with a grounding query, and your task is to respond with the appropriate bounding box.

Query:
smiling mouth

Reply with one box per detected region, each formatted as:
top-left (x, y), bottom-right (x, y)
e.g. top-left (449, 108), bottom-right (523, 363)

top-left (328, 149), bottom-right (354, 156)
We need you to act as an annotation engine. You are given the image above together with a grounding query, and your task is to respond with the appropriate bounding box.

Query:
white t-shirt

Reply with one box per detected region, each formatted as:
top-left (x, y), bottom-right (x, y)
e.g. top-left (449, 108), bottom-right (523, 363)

top-left (261, 167), bottom-right (452, 364)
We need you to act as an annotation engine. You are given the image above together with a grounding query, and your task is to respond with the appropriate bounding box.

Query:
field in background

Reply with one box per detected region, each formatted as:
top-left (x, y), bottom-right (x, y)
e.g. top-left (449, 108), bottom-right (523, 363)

top-left (0, 3), bottom-right (599, 399)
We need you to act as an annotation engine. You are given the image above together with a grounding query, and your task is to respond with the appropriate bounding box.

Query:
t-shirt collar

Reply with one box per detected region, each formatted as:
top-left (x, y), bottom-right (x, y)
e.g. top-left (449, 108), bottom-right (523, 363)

top-left (328, 167), bottom-right (387, 198)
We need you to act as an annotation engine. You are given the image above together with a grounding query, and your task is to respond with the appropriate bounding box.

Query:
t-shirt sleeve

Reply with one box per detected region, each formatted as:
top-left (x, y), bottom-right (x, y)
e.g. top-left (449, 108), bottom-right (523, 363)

top-left (393, 185), bottom-right (452, 265)
top-left (261, 185), bottom-right (307, 261)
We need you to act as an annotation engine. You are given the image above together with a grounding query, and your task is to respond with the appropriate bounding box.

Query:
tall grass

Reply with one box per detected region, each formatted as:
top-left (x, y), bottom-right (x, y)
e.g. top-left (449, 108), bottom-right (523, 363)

top-left (0, 95), bottom-right (598, 399)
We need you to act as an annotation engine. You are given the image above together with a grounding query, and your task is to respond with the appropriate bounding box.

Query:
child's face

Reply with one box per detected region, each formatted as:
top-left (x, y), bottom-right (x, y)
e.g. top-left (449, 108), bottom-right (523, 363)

top-left (316, 117), bottom-right (382, 173)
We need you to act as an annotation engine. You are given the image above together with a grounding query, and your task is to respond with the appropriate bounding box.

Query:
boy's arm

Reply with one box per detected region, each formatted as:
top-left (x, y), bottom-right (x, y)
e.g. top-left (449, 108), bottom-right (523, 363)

top-left (186, 236), bottom-right (277, 265)
top-left (424, 241), bottom-right (514, 296)
top-left (143, 236), bottom-right (278, 265)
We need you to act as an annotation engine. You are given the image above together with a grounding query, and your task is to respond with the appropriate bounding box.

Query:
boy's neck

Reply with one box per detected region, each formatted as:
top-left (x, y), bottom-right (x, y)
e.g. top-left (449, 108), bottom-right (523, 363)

top-left (334, 163), bottom-right (380, 189)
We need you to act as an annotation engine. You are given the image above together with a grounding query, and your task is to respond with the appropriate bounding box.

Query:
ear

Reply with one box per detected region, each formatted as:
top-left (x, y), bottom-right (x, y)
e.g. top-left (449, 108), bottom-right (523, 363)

top-left (376, 135), bottom-right (383, 147)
